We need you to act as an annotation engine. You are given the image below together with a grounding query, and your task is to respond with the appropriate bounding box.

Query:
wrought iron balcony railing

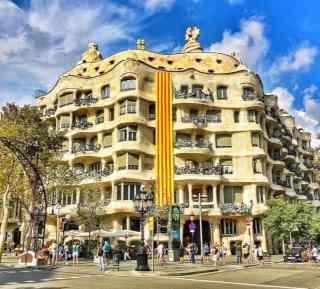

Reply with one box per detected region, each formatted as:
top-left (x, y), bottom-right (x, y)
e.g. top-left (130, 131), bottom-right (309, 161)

top-left (75, 167), bottom-right (114, 180)
top-left (71, 120), bottom-right (93, 129)
top-left (174, 139), bottom-right (212, 149)
top-left (74, 97), bottom-right (98, 107)
top-left (60, 123), bottom-right (70, 129)
top-left (272, 177), bottom-right (291, 188)
top-left (181, 115), bottom-right (207, 127)
top-left (71, 143), bottom-right (101, 154)
top-left (242, 93), bottom-right (263, 101)
top-left (175, 164), bottom-right (232, 175)
top-left (43, 108), bottom-right (56, 117)
top-left (175, 89), bottom-right (213, 101)
top-left (220, 203), bottom-right (251, 214)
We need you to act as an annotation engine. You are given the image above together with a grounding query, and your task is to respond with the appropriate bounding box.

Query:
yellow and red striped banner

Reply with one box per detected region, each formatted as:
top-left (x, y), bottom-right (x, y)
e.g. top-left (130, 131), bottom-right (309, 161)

top-left (155, 71), bottom-right (174, 207)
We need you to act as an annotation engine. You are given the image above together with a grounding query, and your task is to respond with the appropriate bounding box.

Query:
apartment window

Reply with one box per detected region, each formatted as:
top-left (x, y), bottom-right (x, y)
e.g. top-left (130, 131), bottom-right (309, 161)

top-left (248, 110), bottom-right (258, 123)
top-left (220, 159), bottom-right (233, 174)
top-left (256, 186), bottom-right (265, 203)
top-left (243, 86), bottom-right (255, 99)
top-left (101, 85), bottom-right (110, 98)
top-left (116, 182), bottom-right (141, 200)
top-left (117, 153), bottom-right (127, 170)
top-left (216, 134), bottom-right (232, 148)
top-left (184, 187), bottom-right (189, 205)
top-left (128, 153), bottom-right (139, 170)
top-left (234, 111), bottom-right (240, 123)
top-left (142, 155), bottom-right (154, 170)
top-left (172, 108), bottom-right (177, 121)
top-left (252, 132), bottom-right (260, 147)
top-left (59, 93), bottom-right (73, 107)
top-left (103, 133), bottom-right (112, 148)
top-left (217, 86), bottom-right (228, 99)
top-left (109, 107), bottom-right (114, 121)
top-left (88, 161), bottom-right (101, 172)
top-left (253, 217), bottom-right (263, 235)
top-left (223, 186), bottom-right (243, 204)
top-left (253, 158), bottom-right (263, 174)
top-left (148, 104), bottom-right (155, 120)
top-left (73, 163), bottom-right (84, 175)
top-left (220, 219), bottom-right (237, 236)
top-left (314, 190), bottom-right (320, 200)
top-left (206, 110), bottom-right (221, 122)
top-left (192, 84), bottom-right (203, 96)
top-left (118, 125), bottom-right (137, 142)
top-left (180, 85), bottom-right (188, 94)
top-left (119, 99), bottom-right (136, 115)
top-left (120, 77), bottom-right (136, 91)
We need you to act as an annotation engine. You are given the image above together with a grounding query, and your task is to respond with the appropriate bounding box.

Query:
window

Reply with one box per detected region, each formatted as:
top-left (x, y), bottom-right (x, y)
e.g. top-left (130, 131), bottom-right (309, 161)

top-left (243, 86), bottom-right (255, 100)
top-left (73, 163), bottom-right (85, 175)
top-left (216, 134), bottom-right (232, 148)
top-left (220, 159), bottom-right (233, 174)
top-left (59, 93), bottom-right (73, 107)
top-left (119, 99), bottom-right (136, 115)
top-left (101, 85), bottom-right (110, 98)
top-left (118, 125), bottom-right (137, 142)
top-left (192, 84), bottom-right (203, 96)
top-left (148, 104), bottom-right (155, 120)
top-left (234, 111), bottom-right (240, 123)
top-left (256, 186), bottom-right (265, 203)
top-left (180, 85), bottom-right (188, 94)
top-left (109, 107), bottom-right (114, 121)
top-left (220, 219), bottom-right (237, 236)
top-left (251, 132), bottom-right (260, 147)
top-left (217, 86), bottom-right (228, 99)
top-left (253, 217), bottom-right (263, 235)
top-left (120, 77), bottom-right (136, 91)
top-left (223, 186), bottom-right (243, 204)
top-left (117, 153), bottom-right (127, 170)
top-left (128, 153), bottom-right (139, 170)
top-left (253, 158), bottom-right (263, 174)
top-left (88, 161), bottom-right (101, 172)
top-left (248, 110), bottom-right (258, 122)
top-left (206, 110), bottom-right (221, 122)
top-left (116, 183), bottom-right (141, 201)
top-left (142, 155), bottom-right (154, 170)
top-left (172, 108), bottom-right (177, 121)
top-left (103, 133), bottom-right (112, 148)
top-left (129, 217), bottom-right (140, 231)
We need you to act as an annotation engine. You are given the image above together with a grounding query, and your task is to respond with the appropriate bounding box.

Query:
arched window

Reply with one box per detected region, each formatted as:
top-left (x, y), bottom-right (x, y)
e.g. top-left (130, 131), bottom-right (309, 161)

top-left (120, 76), bottom-right (136, 91)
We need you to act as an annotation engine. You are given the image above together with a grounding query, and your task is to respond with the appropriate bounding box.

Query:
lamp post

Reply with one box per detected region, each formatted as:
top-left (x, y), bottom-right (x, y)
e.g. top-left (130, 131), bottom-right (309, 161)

top-left (134, 184), bottom-right (154, 271)
top-left (50, 200), bottom-right (61, 243)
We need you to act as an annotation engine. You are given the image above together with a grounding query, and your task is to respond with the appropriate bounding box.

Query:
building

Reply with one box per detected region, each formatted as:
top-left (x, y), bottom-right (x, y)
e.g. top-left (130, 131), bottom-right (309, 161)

top-left (35, 27), bottom-right (320, 254)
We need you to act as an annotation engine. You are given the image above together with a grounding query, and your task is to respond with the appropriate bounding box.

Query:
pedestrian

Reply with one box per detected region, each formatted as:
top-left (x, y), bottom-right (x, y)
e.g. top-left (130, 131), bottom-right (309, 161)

top-left (64, 243), bottom-right (69, 265)
top-left (51, 241), bottom-right (58, 266)
top-left (97, 243), bottom-right (105, 272)
top-left (179, 243), bottom-right (185, 263)
top-left (103, 240), bottom-right (112, 266)
top-left (235, 242), bottom-right (242, 265)
top-left (243, 243), bottom-right (250, 264)
top-left (123, 247), bottom-right (131, 261)
top-left (211, 244), bottom-right (219, 266)
top-left (256, 245), bottom-right (264, 265)
top-left (156, 243), bottom-right (165, 265)
top-left (72, 241), bottom-right (80, 267)
top-left (203, 243), bottom-right (210, 263)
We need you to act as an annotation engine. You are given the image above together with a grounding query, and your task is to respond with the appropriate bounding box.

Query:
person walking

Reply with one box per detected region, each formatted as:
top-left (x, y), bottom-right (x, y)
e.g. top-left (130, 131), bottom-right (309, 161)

top-left (64, 243), bottom-right (69, 265)
top-left (256, 245), bottom-right (264, 265)
top-left (103, 240), bottom-right (112, 266)
top-left (156, 243), bottom-right (165, 265)
top-left (97, 243), bottom-right (105, 272)
top-left (51, 241), bottom-right (58, 266)
top-left (72, 241), bottom-right (80, 267)
top-left (203, 243), bottom-right (210, 263)
top-left (211, 244), bottom-right (219, 266)
top-left (235, 242), bottom-right (242, 265)
top-left (123, 247), bottom-right (131, 261)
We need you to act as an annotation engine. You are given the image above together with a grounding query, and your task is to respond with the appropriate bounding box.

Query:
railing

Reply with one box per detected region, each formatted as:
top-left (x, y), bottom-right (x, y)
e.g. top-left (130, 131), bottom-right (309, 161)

top-left (175, 89), bottom-right (213, 101)
top-left (174, 139), bottom-right (212, 149)
top-left (175, 164), bottom-right (232, 175)
top-left (181, 116), bottom-right (207, 128)
top-left (220, 203), bottom-right (251, 214)
top-left (74, 97), bottom-right (98, 106)
top-left (273, 177), bottom-right (291, 188)
top-left (192, 204), bottom-right (215, 209)
top-left (242, 93), bottom-right (263, 101)
top-left (43, 108), bottom-right (56, 117)
top-left (60, 123), bottom-right (70, 129)
top-left (287, 149), bottom-right (296, 156)
top-left (71, 120), bottom-right (93, 129)
top-left (75, 167), bottom-right (114, 180)
top-left (96, 116), bottom-right (104, 124)
top-left (71, 143), bottom-right (101, 154)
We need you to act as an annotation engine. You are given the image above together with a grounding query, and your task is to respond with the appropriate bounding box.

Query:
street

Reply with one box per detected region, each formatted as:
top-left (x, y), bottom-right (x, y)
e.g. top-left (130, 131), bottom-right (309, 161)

top-left (1, 263), bottom-right (320, 289)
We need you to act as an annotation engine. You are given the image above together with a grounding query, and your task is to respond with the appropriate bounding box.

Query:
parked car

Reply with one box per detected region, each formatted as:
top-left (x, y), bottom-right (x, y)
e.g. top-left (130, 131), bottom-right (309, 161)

top-left (283, 247), bottom-right (305, 262)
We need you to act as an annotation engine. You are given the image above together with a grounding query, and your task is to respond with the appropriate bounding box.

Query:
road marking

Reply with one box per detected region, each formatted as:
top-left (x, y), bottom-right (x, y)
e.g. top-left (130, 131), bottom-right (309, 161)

top-left (165, 276), bottom-right (308, 289)
top-left (24, 280), bottom-right (36, 283)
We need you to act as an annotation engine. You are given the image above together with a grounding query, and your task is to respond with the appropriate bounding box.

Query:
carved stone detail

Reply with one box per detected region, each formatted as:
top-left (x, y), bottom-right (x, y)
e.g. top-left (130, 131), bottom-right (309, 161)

top-left (81, 42), bottom-right (103, 63)
top-left (182, 26), bottom-right (203, 53)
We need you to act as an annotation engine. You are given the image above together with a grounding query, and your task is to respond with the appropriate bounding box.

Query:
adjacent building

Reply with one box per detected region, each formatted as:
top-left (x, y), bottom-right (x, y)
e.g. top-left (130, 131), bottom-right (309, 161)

top-left (34, 27), bottom-right (320, 254)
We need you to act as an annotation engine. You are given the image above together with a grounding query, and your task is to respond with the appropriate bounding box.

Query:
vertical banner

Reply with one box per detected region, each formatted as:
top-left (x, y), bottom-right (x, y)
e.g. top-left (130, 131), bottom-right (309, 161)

top-left (155, 71), bottom-right (174, 207)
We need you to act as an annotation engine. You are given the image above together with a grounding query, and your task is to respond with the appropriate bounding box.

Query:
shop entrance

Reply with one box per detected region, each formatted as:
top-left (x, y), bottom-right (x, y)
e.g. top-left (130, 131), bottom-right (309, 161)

top-left (183, 220), bottom-right (211, 254)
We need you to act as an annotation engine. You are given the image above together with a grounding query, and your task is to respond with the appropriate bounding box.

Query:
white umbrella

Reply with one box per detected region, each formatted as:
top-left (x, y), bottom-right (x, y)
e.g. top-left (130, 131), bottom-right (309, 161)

top-left (107, 229), bottom-right (140, 238)
top-left (91, 229), bottom-right (112, 237)
top-left (64, 230), bottom-right (90, 237)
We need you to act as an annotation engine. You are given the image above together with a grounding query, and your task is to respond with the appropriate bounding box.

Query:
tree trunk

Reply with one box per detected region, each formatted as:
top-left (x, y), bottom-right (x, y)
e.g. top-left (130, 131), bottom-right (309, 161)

top-left (0, 186), bottom-right (10, 263)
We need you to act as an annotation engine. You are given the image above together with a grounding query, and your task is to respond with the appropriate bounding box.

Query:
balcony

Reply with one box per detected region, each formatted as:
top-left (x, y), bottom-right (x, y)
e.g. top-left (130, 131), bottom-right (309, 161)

top-left (71, 120), bottom-right (93, 130)
top-left (174, 139), bottom-right (212, 149)
top-left (175, 89), bottom-right (213, 102)
top-left (43, 108), bottom-right (56, 117)
top-left (74, 97), bottom-right (98, 107)
top-left (242, 93), bottom-right (263, 102)
top-left (71, 143), bottom-right (101, 154)
top-left (270, 153), bottom-right (283, 161)
top-left (76, 166), bottom-right (114, 180)
top-left (181, 115), bottom-right (207, 128)
top-left (60, 123), bottom-right (70, 129)
top-left (96, 116), bottom-right (104, 124)
top-left (272, 176), bottom-right (291, 188)
top-left (175, 163), bottom-right (231, 176)
top-left (220, 203), bottom-right (251, 214)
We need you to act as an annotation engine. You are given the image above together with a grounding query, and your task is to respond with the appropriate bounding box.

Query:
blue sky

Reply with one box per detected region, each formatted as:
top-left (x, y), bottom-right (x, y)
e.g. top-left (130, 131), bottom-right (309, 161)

top-left (1, 0), bottom-right (320, 143)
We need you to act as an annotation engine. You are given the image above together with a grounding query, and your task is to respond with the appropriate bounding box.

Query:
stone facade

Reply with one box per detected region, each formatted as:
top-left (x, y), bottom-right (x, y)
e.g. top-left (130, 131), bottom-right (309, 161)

top-left (35, 28), bottom-right (320, 254)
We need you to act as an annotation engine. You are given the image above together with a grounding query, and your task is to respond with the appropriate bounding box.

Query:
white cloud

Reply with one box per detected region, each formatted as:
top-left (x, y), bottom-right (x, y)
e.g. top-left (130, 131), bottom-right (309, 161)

top-left (208, 18), bottom-right (269, 69)
top-left (0, 0), bottom-right (140, 105)
top-left (271, 87), bottom-right (295, 113)
top-left (139, 0), bottom-right (176, 12)
top-left (270, 45), bottom-right (318, 75)
top-left (272, 85), bottom-right (320, 146)
top-left (225, 0), bottom-right (245, 5)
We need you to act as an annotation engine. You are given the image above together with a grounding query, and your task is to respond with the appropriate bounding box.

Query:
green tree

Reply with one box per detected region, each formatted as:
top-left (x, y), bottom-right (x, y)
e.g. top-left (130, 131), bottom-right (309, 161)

top-left (263, 198), bottom-right (314, 253)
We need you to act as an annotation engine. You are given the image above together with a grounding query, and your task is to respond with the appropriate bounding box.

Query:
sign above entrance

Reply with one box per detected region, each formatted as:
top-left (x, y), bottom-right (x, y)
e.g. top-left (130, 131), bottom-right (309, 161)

top-left (189, 222), bottom-right (196, 233)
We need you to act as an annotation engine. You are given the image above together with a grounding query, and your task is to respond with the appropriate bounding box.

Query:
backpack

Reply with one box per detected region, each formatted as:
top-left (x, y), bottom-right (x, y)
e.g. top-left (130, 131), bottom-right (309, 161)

top-left (98, 247), bottom-right (103, 256)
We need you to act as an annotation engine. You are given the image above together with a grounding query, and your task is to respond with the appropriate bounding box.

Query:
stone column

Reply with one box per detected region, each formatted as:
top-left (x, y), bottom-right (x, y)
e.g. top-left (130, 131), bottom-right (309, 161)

top-left (126, 216), bottom-right (130, 230)
top-left (188, 183), bottom-right (192, 206)
top-left (261, 223), bottom-right (268, 252)
top-left (212, 185), bottom-right (218, 208)
top-left (219, 184), bottom-right (224, 204)
top-left (212, 219), bottom-right (221, 245)
top-left (178, 185), bottom-right (184, 205)
top-left (76, 188), bottom-right (81, 205)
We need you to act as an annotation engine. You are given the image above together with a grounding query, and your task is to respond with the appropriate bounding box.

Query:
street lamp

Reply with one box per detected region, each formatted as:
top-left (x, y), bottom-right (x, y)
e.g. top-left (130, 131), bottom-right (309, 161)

top-left (50, 199), bottom-right (61, 243)
top-left (134, 184), bottom-right (154, 271)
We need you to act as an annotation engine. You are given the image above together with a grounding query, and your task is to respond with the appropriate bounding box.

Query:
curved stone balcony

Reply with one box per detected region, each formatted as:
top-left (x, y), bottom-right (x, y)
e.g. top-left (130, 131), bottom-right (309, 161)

top-left (74, 97), bottom-right (99, 107)
top-left (220, 203), bottom-right (251, 215)
top-left (174, 89), bottom-right (213, 103)
top-left (75, 167), bottom-right (114, 184)
top-left (174, 139), bottom-right (212, 154)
